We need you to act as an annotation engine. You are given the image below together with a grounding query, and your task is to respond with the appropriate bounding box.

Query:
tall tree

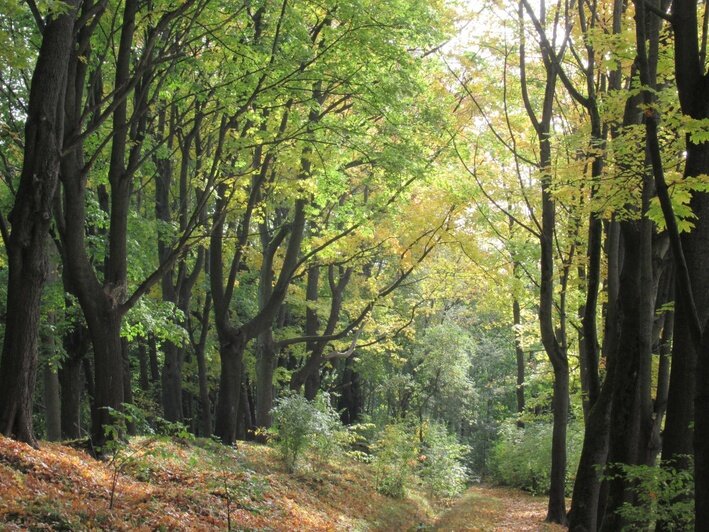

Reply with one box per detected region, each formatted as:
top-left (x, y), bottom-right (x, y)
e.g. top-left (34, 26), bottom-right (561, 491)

top-left (0, 1), bottom-right (80, 446)
top-left (518, 0), bottom-right (568, 522)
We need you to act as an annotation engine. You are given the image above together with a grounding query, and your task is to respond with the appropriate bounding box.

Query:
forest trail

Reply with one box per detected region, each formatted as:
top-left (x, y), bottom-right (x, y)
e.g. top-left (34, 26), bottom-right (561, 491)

top-left (431, 485), bottom-right (567, 531)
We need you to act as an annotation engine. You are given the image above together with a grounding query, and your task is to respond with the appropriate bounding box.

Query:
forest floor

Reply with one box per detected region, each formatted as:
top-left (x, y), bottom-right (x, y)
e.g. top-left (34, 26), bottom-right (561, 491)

top-left (0, 434), bottom-right (565, 531)
top-left (432, 486), bottom-right (567, 531)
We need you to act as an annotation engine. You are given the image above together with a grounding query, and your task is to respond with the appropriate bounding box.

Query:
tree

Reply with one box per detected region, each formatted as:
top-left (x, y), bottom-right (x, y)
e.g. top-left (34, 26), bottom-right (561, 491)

top-left (0, 1), bottom-right (80, 446)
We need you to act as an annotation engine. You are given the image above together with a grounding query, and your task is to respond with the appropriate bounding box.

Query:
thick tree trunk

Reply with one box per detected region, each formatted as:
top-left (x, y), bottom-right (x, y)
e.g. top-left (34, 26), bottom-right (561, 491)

top-left (86, 309), bottom-right (126, 447)
top-left (602, 220), bottom-right (621, 362)
top-left (0, 2), bottom-right (78, 446)
top-left (580, 123), bottom-right (605, 416)
top-left (656, 0), bottom-right (709, 525)
top-left (600, 208), bottom-right (654, 531)
top-left (214, 333), bottom-right (246, 445)
top-left (684, 146), bottom-right (709, 524)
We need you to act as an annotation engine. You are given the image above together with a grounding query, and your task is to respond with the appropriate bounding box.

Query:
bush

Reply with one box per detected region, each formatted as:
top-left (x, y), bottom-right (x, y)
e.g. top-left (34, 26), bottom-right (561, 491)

top-left (608, 459), bottom-right (694, 531)
top-left (269, 392), bottom-right (343, 472)
top-left (489, 420), bottom-right (582, 495)
top-left (371, 423), bottom-right (418, 498)
top-left (418, 422), bottom-right (469, 498)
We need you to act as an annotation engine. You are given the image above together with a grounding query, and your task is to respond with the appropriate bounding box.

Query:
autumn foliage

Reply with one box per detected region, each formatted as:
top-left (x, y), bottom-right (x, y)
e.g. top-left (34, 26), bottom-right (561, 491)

top-left (0, 435), bottom-right (437, 530)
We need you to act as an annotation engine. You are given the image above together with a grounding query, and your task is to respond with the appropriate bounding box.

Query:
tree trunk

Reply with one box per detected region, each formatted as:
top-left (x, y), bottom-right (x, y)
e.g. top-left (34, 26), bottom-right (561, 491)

top-left (255, 331), bottom-right (278, 428)
top-left (193, 294), bottom-right (212, 436)
top-left (237, 377), bottom-right (255, 440)
top-left (43, 274), bottom-right (62, 442)
top-left (213, 333), bottom-right (246, 445)
top-left (338, 356), bottom-right (363, 425)
top-left (546, 363), bottom-right (569, 524)
top-left (512, 297), bottom-right (525, 427)
top-left (59, 338), bottom-right (85, 440)
top-left (657, 0), bottom-right (709, 525)
top-left (44, 365), bottom-right (62, 441)
top-left (289, 265), bottom-right (352, 399)
top-left (647, 276), bottom-right (673, 465)
top-left (568, 369), bottom-right (613, 531)
top-left (59, 358), bottom-right (84, 439)
top-left (254, 221), bottom-right (287, 429)
top-left (137, 342), bottom-right (150, 392)
top-left (196, 343), bottom-right (212, 437)
top-left (0, 2), bottom-right (78, 446)
top-left (568, 222), bottom-right (623, 531)
top-left (600, 207), bottom-right (654, 530)
top-left (86, 309), bottom-right (126, 447)
top-left (149, 336), bottom-right (161, 385)
top-left (162, 341), bottom-right (184, 422)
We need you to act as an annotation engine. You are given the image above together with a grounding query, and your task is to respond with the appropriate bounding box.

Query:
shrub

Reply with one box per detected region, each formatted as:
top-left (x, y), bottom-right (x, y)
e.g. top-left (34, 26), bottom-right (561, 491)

top-left (608, 459), bottom-right (694, 531)
top-left (489, 420), bottom-right (582, 495)
top-left (371, 423), bottom-right (418, 498)
top-left (269, 392), bottom-right (343, 472)
top-left (418, 422), bottom-right (469, 498)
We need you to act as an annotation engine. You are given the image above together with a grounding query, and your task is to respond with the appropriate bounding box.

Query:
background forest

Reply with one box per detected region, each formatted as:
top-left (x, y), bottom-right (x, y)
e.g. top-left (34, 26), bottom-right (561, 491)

top-left (0, 0), bottom-right (707, 529)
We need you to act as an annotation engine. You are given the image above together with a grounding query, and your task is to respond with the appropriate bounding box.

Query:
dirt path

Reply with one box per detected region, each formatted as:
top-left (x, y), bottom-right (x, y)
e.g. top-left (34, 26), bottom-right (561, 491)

top-left (432, 485), bottom-right (567, 531)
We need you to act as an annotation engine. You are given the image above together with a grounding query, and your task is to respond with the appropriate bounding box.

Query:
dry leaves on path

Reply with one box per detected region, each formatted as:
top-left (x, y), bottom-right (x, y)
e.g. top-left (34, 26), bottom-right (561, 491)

top-left (433, 485), bottom-right (567, 532)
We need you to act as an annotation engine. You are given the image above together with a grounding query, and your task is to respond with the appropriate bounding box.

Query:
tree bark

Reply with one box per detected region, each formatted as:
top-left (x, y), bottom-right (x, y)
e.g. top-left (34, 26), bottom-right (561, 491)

top-left (338, 355), bottom-right (363, 425)
top-left (137, 342), bottom-right (150, 392)
top-left (193, 294), bottom-right (212, 437)
top-left (0, 1), bottom-right (79, 446)
top-left (59, 341), bottom-right (85, 440)
top-left (43, 365), bottom-right (62, 441)
top-left (664, 2), bottom-right (709, 512)
top-left (512, 297), bottom-right (526, 427)
top-left (213, 333), bottom-right (246, 444)
top-left (600, 208), bottom-right (654, 531)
